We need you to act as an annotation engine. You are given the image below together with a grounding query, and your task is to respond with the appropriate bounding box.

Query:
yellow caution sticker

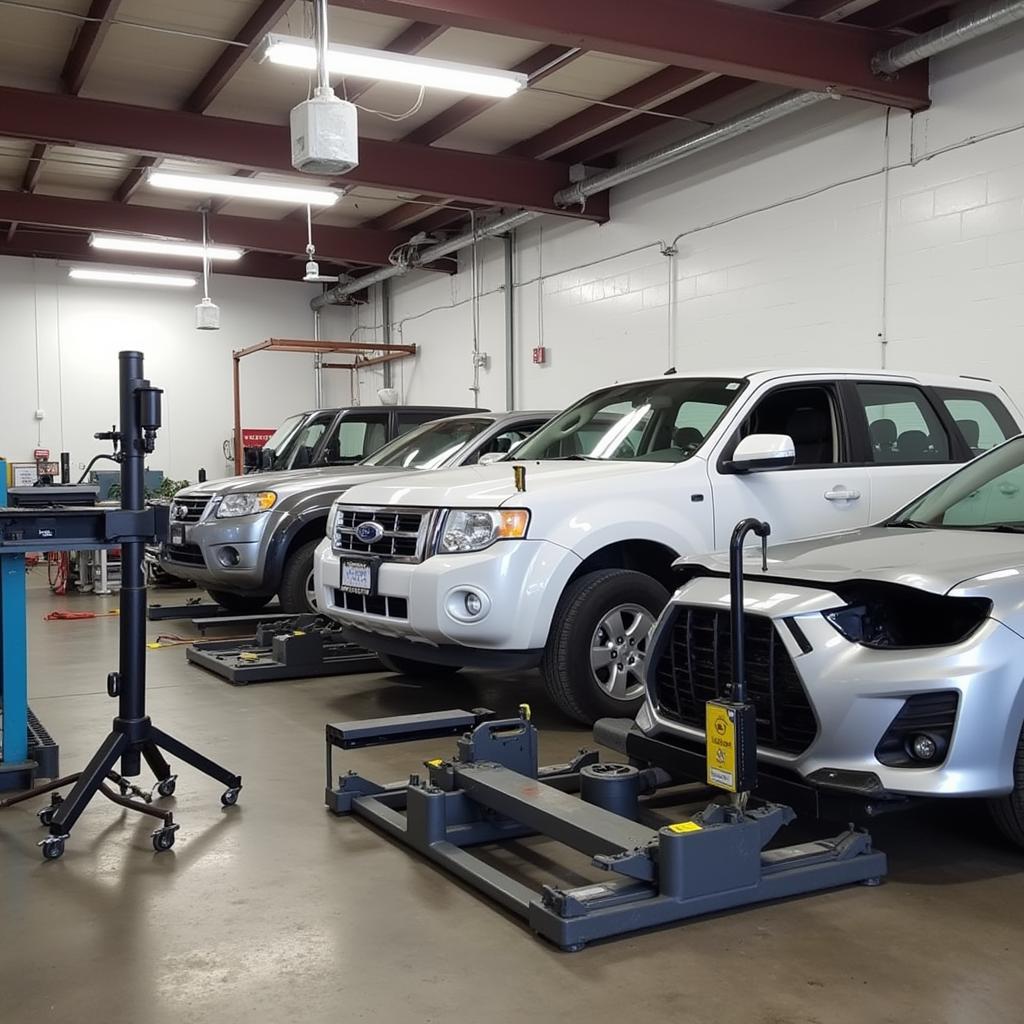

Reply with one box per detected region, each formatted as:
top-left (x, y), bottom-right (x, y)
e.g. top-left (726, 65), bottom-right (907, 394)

top-left (667, 821), bottom-right (703, 834)
top-left (706, 701), bottom-right (737, 793)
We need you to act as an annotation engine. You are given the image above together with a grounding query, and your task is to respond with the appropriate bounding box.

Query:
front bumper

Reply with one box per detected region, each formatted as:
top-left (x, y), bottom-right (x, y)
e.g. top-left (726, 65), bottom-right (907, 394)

top-left (159, 510), bottom-right (281, 595)
top-left (640, 576), bottom-right (1024, 799)
top-left (314, 536), bottom-right (579, 653)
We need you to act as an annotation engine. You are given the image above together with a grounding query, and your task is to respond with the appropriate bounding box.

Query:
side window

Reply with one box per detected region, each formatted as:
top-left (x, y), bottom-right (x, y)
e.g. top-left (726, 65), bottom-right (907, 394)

top-left (856, 383), bottom-right (950, 463)
top-left (287, 413), bottom-right (333, 469)
top-left (321, 415), bottom-right (389, 464)
top-left (673, 400), bottom-right (727, 457)
top-left (736, 385), bottom-right (839, 467)
top-left (934, 388), bottom-right (1016, 455)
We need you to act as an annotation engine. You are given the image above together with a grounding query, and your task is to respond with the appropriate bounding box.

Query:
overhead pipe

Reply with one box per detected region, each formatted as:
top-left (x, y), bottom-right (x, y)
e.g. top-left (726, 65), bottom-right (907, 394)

top-left (873, 0), bottom-right (1024, 74)
top-left (554, 90), bottom-right (834, 210)
top-left (312, 0), bottom-right (1024, 310)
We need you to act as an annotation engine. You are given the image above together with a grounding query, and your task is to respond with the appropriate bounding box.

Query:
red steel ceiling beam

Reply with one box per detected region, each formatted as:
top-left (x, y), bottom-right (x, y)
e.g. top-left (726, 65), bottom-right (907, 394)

top-left (185, 0), bottom-right (294, 112)
top-left (330, 0), bottom-right (929, 109)
top-left (0, 229), bottom-right (319, 282)
top-left (21, 144), bottom-right (48, 194)
top-left (115, 0), bottom-right (292, 202)
top-left (504, 67), bottom-right (709, 160)
top-left (0, 88), bottom-right (606, 221)
top-left (0, 190), bottom-right (421, 267)
top-left (24, 0), bottom-right (122, 194)
top-left (556, 0), bottom-right (946, 163)
top-left (61, 0), bottom-right (122, 95)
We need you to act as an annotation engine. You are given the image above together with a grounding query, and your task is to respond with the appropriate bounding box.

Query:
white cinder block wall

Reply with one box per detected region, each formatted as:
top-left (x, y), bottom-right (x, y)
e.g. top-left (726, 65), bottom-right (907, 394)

top-left (0, 256), bottom-right (351, 482)
top-left (340, 24), bottom-right (1024, 415)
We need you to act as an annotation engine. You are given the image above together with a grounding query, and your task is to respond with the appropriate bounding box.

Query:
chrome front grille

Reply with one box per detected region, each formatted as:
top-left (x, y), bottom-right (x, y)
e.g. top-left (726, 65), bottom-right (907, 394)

top-left (333, 506), bottom-right (431, 563)
top-left (170, 495), bottom-right (212, 524)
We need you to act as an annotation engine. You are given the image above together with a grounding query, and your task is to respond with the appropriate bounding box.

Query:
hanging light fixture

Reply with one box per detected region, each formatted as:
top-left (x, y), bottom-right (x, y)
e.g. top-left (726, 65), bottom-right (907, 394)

top-left (260, 34), bottom-right (528, 98)
top-left (195, 209), bottom-right (220, 331)
top-left (68, 267), bottom-right (196, 288)
top-left (89, 234), bottom-right (242, 261)
top-left (147, 169), bottom-right (341, 206)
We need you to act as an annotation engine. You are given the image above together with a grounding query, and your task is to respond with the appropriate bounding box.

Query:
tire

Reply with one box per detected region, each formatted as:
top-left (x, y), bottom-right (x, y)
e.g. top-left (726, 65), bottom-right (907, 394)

top-left (206, 590), bottom-right (272, 615)
top-left (277, 540), bottom-right (321, 614)
top-left (541, 568), bottom-right (669, 725)
top-left (988, 725), bottom-right (1024, 848)
top-left (378, 653), bottom-right (463, 679)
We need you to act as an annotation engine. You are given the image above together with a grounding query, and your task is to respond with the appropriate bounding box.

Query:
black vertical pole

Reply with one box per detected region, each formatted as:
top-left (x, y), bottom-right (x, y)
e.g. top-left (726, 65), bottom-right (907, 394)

top-left (729, 518), bottom-right (771, 706)
top-left (117, 351), bottom-right (146, 772)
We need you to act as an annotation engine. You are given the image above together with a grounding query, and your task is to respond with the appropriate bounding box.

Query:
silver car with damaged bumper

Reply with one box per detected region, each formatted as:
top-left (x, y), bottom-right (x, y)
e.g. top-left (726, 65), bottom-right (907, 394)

top-left (632, 435), bottom-right (1024, 846)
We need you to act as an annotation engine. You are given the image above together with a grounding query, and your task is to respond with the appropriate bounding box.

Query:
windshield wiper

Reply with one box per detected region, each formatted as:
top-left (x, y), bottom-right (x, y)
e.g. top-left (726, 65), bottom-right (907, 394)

top-left (887, 519), bottom-right (931, 529)
top-left (975, 523), bottom-right (1024, 534)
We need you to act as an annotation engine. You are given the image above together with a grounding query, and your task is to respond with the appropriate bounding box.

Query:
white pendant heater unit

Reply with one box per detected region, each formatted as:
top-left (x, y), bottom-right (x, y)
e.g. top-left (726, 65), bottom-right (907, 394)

top-left (195, 210), bottom-right (220, 331)
top-left (289, 0), bottom-right (359, 175)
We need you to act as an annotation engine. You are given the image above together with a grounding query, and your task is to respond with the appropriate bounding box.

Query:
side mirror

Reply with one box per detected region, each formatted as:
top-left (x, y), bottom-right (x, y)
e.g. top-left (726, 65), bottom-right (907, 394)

top-left (726, 433), bottom-right (795, 473)
top-left (478, 451), bottom-right (506, 466)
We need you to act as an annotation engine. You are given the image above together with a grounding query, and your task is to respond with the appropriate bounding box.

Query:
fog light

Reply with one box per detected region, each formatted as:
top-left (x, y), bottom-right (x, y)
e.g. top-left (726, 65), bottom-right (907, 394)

top-left (910, 734), bottom-right (937, 761)
top-left (464, 592), bottom-right (482, 616)
top-left (218, 546), bottom-right (240, 567)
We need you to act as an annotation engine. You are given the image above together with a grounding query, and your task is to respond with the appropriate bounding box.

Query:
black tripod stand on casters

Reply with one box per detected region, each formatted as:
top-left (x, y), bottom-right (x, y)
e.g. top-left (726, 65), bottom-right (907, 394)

top-left (2, 350), bottom-right (242, 859)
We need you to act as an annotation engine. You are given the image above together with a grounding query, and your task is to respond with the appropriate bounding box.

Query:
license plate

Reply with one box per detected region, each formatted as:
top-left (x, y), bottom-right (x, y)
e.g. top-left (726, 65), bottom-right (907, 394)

top-left (169, 524), bottom-right (185, 546)
top-left (340, 559), bottom-right (373, 595)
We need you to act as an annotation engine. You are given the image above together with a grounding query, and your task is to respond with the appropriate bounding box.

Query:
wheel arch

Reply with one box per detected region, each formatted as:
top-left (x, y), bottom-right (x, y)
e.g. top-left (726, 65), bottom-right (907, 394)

top-left (567, 539), bottom-right (681, 593)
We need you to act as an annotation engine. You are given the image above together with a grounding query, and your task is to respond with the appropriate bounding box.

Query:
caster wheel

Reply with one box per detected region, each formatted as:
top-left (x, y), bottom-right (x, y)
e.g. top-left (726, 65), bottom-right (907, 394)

top-left (156, 777), bottom-right (177, 798)
top-left (152, 828), bottom-right (177, 852)
top-left (40, 837), bottom-right (65, 861)
top-left (37, 806), bottom-right (57, 827)
top-left (220, 787), bottom-right (241, 807)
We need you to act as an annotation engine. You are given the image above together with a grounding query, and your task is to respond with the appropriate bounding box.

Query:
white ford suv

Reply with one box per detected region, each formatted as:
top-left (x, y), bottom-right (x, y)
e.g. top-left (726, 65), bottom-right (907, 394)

top-left (314, 369), bottom-right (1021, 723)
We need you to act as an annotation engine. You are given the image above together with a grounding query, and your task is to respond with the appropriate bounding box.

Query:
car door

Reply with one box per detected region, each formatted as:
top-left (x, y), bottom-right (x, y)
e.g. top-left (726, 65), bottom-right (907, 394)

top-left (846, 380), bottom-right (965, 522)
top-left (709, 381), bottom-right (873, 549)
top-left (316, 411), bottom-right (390, 466)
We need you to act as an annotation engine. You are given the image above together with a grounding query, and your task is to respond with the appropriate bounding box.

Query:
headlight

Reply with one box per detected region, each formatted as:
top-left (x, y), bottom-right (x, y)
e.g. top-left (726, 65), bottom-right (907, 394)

top-left (216, 491), bottom-right (277, 518)
top-left (438, 508), bottom-right (529, 553)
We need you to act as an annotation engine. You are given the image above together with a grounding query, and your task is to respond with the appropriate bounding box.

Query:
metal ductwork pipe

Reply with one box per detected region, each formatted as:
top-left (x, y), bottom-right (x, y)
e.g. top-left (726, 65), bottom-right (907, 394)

top-left (873, 0), bottom-right (1024, 74)
top-left (312, 0), bottom-right (1024, 309)
top-left (311, 210), bottom-right (536, 307)
top-left (554, 90), bottom-right (834, 210)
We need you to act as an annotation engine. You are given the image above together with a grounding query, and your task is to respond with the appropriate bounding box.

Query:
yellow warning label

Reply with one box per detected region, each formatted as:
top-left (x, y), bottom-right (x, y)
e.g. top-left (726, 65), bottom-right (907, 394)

top-left (425, 758), bottom-right (444, 768)
top-left (667, 821), bottom-right (703, 834)
top-left (706, 701), bottom-right (737, 793)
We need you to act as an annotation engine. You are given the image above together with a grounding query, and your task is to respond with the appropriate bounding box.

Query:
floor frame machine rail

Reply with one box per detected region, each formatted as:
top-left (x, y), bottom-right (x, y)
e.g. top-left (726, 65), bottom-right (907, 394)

top-left (324, 520), bottom-right (887, 950)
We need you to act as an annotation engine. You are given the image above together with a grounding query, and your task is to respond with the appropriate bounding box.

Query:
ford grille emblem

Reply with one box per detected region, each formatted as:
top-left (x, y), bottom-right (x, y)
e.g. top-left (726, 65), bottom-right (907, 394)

top-left (355, 521), bottom-right (385, 544)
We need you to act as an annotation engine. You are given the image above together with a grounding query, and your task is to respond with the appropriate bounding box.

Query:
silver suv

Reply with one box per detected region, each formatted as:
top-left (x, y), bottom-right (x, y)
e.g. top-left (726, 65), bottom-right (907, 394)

top-left (629, 433), bottom-right (1024, 846)
top-left (160, 411), bottom-right (552, 613)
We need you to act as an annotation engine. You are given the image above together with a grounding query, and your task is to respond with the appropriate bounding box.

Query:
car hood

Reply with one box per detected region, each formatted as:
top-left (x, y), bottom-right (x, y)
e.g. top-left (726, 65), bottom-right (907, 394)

top-left (176, 465), bottom-right (408, 501)
top-left (336, 459), bottom-right (680, 509)
top-left (678, 526), bottom-right (1024, 596)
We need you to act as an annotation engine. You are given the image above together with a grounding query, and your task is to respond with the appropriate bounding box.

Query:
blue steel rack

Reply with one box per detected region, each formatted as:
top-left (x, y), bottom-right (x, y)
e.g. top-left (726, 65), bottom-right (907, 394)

top-left (0, 459), bottom-right (60, 792)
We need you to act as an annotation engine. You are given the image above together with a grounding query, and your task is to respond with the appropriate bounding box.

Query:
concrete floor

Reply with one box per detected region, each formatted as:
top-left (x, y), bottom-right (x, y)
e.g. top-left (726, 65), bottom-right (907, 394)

top-left (3, 575), bottom-right (1024, 1023)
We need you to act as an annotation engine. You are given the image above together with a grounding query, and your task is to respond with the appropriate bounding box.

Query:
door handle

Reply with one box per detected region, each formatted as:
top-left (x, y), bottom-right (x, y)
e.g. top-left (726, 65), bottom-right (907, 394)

top-left (824, 488), bottom-right (861, 501)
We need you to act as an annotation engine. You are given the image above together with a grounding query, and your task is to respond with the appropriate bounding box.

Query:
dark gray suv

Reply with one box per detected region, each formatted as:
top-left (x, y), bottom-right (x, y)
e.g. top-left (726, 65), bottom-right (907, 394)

top-left (160, 410), bottom-right (553, 613)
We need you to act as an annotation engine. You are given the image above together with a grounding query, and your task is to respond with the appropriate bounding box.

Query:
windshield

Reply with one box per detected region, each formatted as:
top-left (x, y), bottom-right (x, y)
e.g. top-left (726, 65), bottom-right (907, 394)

top-left (512, 377), bottom-right (745, 462)
top-left (262, 414), bottom-right (304, 457)
top-left (363, 417), bottom-right (493, 470)
top-left (891, 435), bottom-right (1024, 530)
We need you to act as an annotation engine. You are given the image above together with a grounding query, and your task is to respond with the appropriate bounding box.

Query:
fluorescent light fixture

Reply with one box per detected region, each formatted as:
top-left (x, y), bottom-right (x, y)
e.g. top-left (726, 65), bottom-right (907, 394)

top-left (261, 34), bottom-right (527, 98)
top-left (147, 169), bottom-right (340, 207)
top-left (68, 267), bottom-right (196, 288)
top-left (89, 234), bottom-right (243, 261)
